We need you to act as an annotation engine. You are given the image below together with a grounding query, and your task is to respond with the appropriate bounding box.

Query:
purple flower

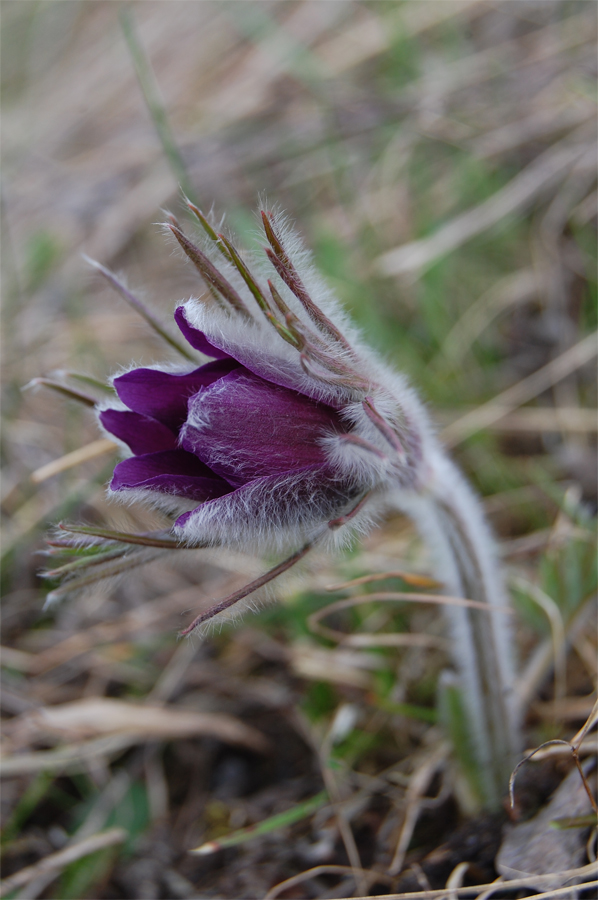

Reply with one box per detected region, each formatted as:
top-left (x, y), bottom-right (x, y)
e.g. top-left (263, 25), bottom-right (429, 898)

top-left (98, 204), bottom-right (429, 557)
top-left (46, 202), bottom-right (519, 798)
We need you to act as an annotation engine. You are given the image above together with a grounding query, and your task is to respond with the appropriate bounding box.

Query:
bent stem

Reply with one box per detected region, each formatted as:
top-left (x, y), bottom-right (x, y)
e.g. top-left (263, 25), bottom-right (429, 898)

top-left (179, 494), bottom-right (371, 637)
top-left (400, 451), bottom-right (521, 809)
top-left (179, 538), bottom-right (317, 636)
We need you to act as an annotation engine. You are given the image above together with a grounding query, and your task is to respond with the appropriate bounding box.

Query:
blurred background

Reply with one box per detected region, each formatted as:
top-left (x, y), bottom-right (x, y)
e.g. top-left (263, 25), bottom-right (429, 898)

top-left (1, 2), bottom-right (596, 898)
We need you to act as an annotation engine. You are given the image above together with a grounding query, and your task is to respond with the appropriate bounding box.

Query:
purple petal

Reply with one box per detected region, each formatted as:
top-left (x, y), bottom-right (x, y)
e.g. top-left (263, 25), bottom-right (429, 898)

top-left (180, 370), bottom-right (342, 487)
top-left (99, 409), bottom-right (177, 455)
top-left (174, 307), bottom-right (231, 359)
top-left (179, 301), bottom-right (336, 404)
top-left (174, 466), bottom-right (359, 548)
top-left (114, 360), bottom-right (238, 432)
top-left (110, 450), bottom-right (233, 502)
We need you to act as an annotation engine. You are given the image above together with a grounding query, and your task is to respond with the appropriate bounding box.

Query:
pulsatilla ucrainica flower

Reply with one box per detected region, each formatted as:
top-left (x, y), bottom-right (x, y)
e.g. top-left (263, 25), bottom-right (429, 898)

top-left (101, 209), bottom-right (425, 550)
top-left (43, 199), bottom-right (519, 807)
top-left (87, 202), bottom-right (433, 632)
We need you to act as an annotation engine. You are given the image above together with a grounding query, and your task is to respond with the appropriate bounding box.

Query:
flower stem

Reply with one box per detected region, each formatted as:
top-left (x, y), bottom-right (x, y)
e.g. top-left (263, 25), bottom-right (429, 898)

top-left (179, 539), bottom-right (316, 636)
top-left (400, 451), bottom-right (521, 809)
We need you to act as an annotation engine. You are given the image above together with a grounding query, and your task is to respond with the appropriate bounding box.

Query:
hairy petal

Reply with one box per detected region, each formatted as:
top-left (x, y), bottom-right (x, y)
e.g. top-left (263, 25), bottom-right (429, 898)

top-left (181, 369), bottom-right (342, 487)
top-left (174, 306), bottom-right (231, 359)
top-left (180, 300), bottom-right (348, 406)
top-left (99, 409), bottom-right (177, 454)
top-left (110, 450), bottom-right (233, 502)
top-left (174, 466), bottom-right (362, 551)
top-left (114, 360), bottom-right (238, 431)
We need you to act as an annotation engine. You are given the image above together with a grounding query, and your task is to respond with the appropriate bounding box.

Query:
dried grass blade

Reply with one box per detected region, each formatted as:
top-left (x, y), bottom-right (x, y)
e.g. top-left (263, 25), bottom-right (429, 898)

top-left (85, 257), bottom-right (196, 361)
top-left (571, 698), bottom-right (598, 750)
top-left (511, 578), bottom-right (567, 703)
top-left (0, 736), bottom-right (149, 777)
top-left (309, 593), bottom-right (512, 645)
top-left (376, 140), bottom-right (588, 277)
top-left (327, 571), bottom-right (441, 591)
top-left (477, 406), bottom-right (598, 434)
top-left (442, 330), bottom-right (598, 446)
top-left (0, 828), bottom-right (127, 897)
top-left (340, 633), bottom-right (446, 650)
top-left (264, 864), bottom-right (393, 900)
top-left (30, 439), bottom-right (118, 484)
top-left (17, 697), bottom-right (270, 753)
top-left (389, 743), bottom-right (450, 875)
top-left (332, 864), bottom-right (598, 899)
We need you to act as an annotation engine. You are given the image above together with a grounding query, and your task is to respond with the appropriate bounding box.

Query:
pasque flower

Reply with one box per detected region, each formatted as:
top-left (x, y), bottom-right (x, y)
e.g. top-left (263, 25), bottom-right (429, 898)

top-left (45, 200), bottom-right (520, 808)
top-left (98, 203), bottom-right (429, 561)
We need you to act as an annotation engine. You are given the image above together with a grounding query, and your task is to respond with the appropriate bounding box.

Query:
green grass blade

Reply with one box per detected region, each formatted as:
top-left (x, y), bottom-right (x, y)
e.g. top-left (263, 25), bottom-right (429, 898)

top-left (191, 790), bottom-right (328, 855)
top-left (119, 7), bottom-right (196, 203)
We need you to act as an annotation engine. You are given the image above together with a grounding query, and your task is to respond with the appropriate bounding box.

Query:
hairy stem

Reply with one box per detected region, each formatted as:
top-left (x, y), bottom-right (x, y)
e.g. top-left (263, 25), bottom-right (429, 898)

top-left (398, 450), bottom-right (520, 808)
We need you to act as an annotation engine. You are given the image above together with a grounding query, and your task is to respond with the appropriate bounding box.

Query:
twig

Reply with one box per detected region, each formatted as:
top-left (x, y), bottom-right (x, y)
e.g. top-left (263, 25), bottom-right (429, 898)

top-left (264, 864), bottom-right (394, 900)
top-left (509, 730), bottom-right (598, 816)
top-left (331, 862), bottom-right (598, 900)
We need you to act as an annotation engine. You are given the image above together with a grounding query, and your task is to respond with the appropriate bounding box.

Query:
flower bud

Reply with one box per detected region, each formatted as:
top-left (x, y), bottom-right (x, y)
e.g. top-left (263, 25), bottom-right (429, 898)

top-left (99, 206), bottom-right (434, 556)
